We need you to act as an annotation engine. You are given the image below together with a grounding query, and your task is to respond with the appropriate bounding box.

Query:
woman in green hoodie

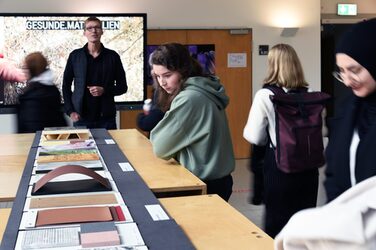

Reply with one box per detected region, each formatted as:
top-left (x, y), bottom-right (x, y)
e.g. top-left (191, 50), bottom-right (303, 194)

top-left (150, 43), bottom-right (235, 201)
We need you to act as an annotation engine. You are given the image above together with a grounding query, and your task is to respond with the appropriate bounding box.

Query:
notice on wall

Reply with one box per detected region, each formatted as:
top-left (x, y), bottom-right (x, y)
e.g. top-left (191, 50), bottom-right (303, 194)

top-left (227, 53), bottom-right (247, 68)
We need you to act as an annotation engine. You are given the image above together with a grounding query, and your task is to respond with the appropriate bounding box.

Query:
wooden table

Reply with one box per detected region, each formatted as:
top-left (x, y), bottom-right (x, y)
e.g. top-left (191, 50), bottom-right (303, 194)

top-left (0, 208), bottom-right (11, 244)
top-left (0, 133), bottom-right (34, 156)
top-left (160, 194), bottom-right (274, 250)
top-left (0, 133), bottom-right (34, 201)
top-left (0, 129), bottom-right (206, 201)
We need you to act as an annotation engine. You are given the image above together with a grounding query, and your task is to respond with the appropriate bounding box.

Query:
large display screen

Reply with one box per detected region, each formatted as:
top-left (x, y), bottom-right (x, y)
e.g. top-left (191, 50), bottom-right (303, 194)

top-left (0, 13), bottom-right (146, 107)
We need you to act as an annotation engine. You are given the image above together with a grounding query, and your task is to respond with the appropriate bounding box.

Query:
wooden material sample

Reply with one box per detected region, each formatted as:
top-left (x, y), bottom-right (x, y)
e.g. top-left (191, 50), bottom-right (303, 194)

top-left (37, 153), bottom-right (99, 163)
top-left (41, 129), bottom-right (91, 141)
top-left (29, 193), bottom-right (118, 209)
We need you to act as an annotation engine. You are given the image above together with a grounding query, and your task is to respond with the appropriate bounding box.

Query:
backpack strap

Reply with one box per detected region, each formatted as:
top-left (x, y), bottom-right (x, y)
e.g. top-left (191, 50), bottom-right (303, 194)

top-left (263, 84), bottom-right (308, 94)
top-left (262, 85), bottom-right (281, 150)
top-left (263, 84), bottom-right (285, 94)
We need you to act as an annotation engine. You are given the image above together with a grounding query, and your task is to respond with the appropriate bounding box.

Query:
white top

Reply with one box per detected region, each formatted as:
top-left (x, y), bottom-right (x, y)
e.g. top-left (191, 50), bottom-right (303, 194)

top-left (349, 129), bottom-right (360, 186)
top-left (243, 88), bottom-right (277, 146)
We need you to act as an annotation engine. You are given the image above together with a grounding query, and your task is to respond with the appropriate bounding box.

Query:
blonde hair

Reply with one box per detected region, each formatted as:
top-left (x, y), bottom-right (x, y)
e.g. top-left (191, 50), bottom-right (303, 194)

top-left (264, 44), bottom-right (308, 88)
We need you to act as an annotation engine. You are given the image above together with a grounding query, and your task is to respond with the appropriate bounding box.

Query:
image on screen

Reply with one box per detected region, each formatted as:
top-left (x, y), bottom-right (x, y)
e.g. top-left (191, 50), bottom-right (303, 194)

top-left (0, 13), bottom-right (146, 106)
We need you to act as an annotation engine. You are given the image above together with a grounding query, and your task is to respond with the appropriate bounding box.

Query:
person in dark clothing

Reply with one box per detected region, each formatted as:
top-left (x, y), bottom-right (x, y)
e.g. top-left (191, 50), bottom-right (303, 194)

top-left (325, 18), bottom-right (376, 202)
top-left (18, 52), bottom-right (66, 133)
top-left (62, 16), bottom-right (127, 129)
top-left (136, 84), bottom-right (164, 132)
top-left (249, 144), bottom-right (266, 205)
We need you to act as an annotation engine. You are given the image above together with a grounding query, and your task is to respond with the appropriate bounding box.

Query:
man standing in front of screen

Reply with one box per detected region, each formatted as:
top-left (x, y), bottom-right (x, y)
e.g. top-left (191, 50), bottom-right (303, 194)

top-left (63, 16), bottom-right (127, 129)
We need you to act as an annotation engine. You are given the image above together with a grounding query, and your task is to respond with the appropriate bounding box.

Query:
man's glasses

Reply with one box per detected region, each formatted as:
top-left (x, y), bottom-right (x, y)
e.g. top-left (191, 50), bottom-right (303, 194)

top-left (332, 70), bottom-right (361, 84)
top-left (85, 26), bottom-right (102, 32)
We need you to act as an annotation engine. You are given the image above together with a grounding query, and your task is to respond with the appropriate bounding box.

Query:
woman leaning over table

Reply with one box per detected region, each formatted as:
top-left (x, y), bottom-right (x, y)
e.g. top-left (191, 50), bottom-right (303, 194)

top-left (149, 43), bottom-right (235, 201)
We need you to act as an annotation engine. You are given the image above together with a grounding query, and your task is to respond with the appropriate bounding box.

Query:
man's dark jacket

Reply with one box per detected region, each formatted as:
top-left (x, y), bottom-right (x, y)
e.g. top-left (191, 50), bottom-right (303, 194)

top-left (62, 43), bottom-right (127, 118)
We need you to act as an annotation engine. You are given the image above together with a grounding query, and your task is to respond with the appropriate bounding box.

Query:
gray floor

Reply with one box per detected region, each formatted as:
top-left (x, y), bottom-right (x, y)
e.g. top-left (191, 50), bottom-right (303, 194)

top-left (228, 158), bottom-right (265, 229)
top-left (228, 158), bottom-right (327, 231)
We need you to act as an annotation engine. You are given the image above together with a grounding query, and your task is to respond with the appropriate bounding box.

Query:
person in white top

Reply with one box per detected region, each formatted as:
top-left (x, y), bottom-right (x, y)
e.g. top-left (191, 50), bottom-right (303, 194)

top-left (243, 44), bottom-right (319, 238)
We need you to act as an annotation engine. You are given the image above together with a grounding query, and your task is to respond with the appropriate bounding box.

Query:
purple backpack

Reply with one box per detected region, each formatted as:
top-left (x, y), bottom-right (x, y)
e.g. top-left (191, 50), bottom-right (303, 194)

top-left (264, 84), bottom-right (331, 173)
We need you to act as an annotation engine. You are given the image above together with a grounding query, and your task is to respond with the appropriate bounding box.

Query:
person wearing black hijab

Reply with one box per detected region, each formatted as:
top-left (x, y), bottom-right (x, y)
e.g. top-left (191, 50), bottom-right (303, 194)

top-left (325, 18), bottom-right (376, 202)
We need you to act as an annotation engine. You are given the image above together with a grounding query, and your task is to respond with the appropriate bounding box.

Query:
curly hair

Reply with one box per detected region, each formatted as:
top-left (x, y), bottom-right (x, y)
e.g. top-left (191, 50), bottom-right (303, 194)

top-left (150, 43), bottom-right (204, 111)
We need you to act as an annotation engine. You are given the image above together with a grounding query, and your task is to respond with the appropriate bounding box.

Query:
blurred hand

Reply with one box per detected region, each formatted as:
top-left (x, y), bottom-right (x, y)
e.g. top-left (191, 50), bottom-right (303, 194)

top-left (70, 112), bottom-right (80, 122)
top-left (87, 85), bottom-right (104, 97)
top-left (0, 58), bottom-right (27, 82)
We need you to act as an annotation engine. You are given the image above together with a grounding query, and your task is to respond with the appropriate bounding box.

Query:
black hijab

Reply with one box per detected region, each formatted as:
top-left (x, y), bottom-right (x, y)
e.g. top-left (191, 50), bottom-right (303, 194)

top-left (336, 18), bottom-right (376, 139)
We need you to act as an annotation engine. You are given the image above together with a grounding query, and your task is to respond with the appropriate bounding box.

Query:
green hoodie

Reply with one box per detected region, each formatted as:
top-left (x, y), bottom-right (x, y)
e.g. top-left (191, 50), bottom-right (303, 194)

top-left (150, 76), bottom-right (235, 181)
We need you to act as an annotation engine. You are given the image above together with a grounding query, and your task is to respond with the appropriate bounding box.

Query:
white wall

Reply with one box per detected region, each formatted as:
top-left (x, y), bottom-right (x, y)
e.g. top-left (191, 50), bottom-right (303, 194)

top-left (0, 0), bottom-right (321, 133)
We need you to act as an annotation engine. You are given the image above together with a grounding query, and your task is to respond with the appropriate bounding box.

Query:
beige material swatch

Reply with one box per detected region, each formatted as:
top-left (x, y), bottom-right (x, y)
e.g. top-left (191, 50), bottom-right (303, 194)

top-left (30, 193), bottom-right (118, 209)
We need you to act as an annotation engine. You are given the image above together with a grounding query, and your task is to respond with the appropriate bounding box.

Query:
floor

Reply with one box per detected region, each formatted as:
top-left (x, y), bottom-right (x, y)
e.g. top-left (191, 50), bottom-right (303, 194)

top-left (228, 158), bottom-right (328, 231)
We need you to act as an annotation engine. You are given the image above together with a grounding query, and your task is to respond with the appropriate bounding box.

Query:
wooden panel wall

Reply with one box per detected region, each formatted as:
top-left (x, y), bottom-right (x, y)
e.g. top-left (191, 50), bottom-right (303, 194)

top-left (121, 29), bottom-right (252, 158)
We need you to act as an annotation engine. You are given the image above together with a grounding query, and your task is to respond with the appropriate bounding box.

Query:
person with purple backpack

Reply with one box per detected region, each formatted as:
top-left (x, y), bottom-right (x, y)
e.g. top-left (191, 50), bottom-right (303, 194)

top-left (243, 44), bottom-right (322, 238)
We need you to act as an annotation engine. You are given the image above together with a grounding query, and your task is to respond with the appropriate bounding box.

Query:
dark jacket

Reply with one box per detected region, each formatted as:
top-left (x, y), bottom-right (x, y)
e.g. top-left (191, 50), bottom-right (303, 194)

top-left (18, 70), bottom-right (66, 133)
top-left (136, 108), bottom-right (164, 132)
top-left (62, 43), bottom-right (127, 118)
top-left (137, 88), bottom-right (164, 132)
top-left (325, 93), bottom-right (376, 202)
